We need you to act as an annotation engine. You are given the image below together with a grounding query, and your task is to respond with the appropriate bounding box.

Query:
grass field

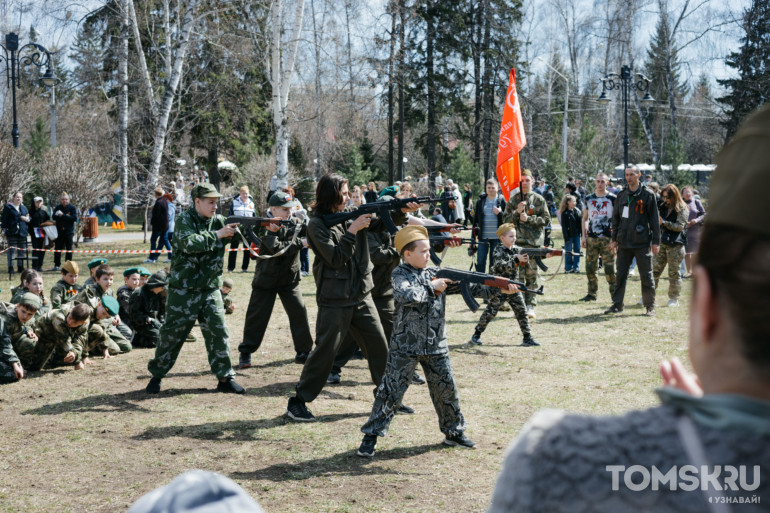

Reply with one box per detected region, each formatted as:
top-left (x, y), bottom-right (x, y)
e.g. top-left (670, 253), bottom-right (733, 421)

top-left (0, 238), bottom-right (691, 512)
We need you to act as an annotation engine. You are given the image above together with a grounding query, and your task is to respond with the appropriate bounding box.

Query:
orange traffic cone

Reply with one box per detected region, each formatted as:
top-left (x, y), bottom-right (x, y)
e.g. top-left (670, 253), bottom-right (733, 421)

top-left (112, 221), bottom-right (117, 229)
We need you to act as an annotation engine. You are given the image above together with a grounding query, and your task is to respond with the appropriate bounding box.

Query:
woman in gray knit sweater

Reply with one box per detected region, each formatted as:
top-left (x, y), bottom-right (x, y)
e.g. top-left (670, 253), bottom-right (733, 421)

top-left (487, 106), bottom-right (770, 513)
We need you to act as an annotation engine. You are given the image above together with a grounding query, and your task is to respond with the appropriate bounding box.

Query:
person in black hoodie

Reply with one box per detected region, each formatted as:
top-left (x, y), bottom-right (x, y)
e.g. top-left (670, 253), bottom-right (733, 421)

top-left (472, 178), bottom-right (507, 273)
top-left (28, 197), bottom-right (50, 271)
top-left (2, 191), bottom-right (30, 275)
top-left (52, 192), bottom-right (78, 270)
top-left (559, 195), bottom-right (582, 273)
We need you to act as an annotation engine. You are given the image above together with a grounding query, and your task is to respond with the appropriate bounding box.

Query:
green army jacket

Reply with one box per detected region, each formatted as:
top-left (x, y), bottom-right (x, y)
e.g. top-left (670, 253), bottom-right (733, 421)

top-left (504, 190), bottom-right (550, 247)
top-left (169, 207), bottom-right (229, 290)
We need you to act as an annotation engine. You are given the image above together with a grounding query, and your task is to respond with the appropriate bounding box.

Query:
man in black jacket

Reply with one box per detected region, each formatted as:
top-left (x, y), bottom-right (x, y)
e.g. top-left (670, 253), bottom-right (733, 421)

top-left (605, 165), bottom-right (661, 316)
top-left (145, 187), bottom-right (169, 263)
top-left (52, 193), bottom-right (78, 270)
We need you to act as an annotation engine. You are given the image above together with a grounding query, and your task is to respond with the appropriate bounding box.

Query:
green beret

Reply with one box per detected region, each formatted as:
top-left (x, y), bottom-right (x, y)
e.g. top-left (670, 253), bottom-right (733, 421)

top-left (709, 105), bottom-right (770, 239)
top-left (379, 186), bottom-right (400, 199)
top-left (138, 267), bottom-right (152, 277)
top-left (101, 295), bottom-right (120, 317)
top-left (18, 292), bottom-right (42, 310)
top-left (268, 191), bottom-right (297, 208)
top-left (191, 183), bottom-right (222, 200)
top-left (123, 267), bottom-right (141, 277)
top-left (222, 278), bottom-right (234, 289)
top-left (88, 258), bottom-right (108, 269)
top-left (146, 271), bottom-right (169, 288)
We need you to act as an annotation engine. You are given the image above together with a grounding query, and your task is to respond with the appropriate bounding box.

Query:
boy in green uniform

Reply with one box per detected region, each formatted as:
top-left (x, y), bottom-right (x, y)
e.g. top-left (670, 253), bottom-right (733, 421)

top-left (73, 266), bottom-right (132, 355)
top-left (50, 260), bottom-right (82, 308)
top-left (221, 278), bottom-right (235, 315)
top-left (130, 271), bottom-right (167, 348)
top-left (117, 267), bottom-right (142, 331)
top-left (0, 294), bottom-right (40, 382)
top-left (83, 258), bottom-right (108, 288)
top-left (0, 313), bottom-right (24, 384)
top-left (138, 267), bottom-right (151, 287)
top-left (145, 183), bottom-right (244, 395)
top-left (33, 302), bottom-right (92, 370)
top-left (238, 191), bottom-right (313, 368)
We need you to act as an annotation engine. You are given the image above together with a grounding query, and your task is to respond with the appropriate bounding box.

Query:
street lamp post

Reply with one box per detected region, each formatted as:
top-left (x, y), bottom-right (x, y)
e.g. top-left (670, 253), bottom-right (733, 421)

top-left (536, 56), bottom-right (569, 163)
top-left (597, 65), bottom-right (654, 170)
top-left (0, 32), bottom-right (58, 148)
top-left (40, 68), bottom-right (60, 147)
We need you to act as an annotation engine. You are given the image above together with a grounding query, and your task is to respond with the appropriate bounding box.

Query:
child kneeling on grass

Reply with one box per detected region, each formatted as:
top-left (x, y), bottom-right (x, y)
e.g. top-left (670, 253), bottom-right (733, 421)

top-left (356, 225), bottom-right (518, 457)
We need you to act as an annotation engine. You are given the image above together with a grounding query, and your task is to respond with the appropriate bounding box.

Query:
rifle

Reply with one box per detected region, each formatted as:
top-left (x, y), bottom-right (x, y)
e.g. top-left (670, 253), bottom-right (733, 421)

top-left (423, 223), bottom-right (467, 234)
top-left (517, 247), bottom-right (583, 272)
top-left (435, 267), bottom-right (544, 312)
top-left (225, 216), bottom-right (292, 247)
top-left (428, 235), bottom-right (487, 265)
top-left (321, 195), bottom-right (433, 234)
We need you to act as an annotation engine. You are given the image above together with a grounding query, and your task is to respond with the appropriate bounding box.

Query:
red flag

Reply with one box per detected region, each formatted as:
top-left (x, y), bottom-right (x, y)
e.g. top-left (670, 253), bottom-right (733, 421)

top-left (496, 69), bottom-right (527, 200)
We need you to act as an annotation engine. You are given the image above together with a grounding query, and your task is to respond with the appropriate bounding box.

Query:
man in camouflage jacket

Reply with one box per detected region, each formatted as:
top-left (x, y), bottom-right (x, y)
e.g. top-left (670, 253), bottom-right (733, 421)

top-left (145, 183), bottom-right (244, 395)
top-left (504, 170), bottom-right (550, 315)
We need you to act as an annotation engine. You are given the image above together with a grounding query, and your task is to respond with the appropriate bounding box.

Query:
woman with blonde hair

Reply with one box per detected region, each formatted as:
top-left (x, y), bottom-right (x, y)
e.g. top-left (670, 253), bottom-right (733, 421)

top-left (652, 184), bottom-right (688, 307)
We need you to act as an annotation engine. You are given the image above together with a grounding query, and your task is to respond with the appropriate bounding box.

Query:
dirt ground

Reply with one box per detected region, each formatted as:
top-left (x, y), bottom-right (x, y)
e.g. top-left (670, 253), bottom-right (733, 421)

top-left (0, 240), bottom-right (690, 512)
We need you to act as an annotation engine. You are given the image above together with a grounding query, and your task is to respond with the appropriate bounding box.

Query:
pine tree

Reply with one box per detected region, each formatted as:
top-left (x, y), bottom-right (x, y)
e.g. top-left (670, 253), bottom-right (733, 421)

top-left (24, 118), bottom-right (51, 162)
top-left (717, 0), bottom-right (770, 139)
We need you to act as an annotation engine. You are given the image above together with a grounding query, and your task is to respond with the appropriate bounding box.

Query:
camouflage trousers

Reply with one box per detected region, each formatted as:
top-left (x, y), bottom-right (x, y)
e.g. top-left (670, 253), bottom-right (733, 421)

top-left (0, 360), bottom-right (19, 383)
top-left (88, 320), bottom-right (132, 356)
top-left (473, 291), bottom-right (531, 338)
top-left (361, 351), bottom-right (465, 438)
top-left (653, 243), bottom-right (686, 300)
top-left (148, 287), bottom-right (235, 380)
top-left (518, 244), bottom-right (541, 306)
top-left (585, 237), bottom-right (616, 298)
top-left (13, 334), bottom-right (64, 371)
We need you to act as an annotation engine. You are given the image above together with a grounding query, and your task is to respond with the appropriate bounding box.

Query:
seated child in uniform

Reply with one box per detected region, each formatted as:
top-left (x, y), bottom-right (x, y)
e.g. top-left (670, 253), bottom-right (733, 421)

top-left (117, 267), bottom-right (142, 331)
top-left (130, 271), bottom-right (168, 348)
top-left (221, 278), bottom-right (235, 315)
top-left (356, 225), bottom-right (519, 457)
top-left (0, 294), bottom-right (40, 383)
top-left (469, 223), bottom-right (539, 347)
top-left (84, 258), bottom-right (108, 287)
top-left (73, 265), bottom-right (132, 356)
top-left (11, 269), bottom-right (50, 316)
top-left (138, 267), bottom-right (152, 287)
top-left (50, 260), bottom-right (82, 308)
top-left (34, 302), bottom-right (92, 370)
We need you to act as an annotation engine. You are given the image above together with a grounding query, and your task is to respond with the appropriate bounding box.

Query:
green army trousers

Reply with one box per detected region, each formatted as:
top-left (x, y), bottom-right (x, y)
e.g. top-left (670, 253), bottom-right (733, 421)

top-left (148, 287), bottom-right (235, 380)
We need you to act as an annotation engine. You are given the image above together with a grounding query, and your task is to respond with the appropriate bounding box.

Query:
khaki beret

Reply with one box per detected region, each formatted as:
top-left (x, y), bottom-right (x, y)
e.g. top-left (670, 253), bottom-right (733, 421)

top-left (496, 223), bottom-right (516, 238)
top-left (394, 225), bottom-right (429, 253)
top-left (61, 261), bottom-right (79, 275)
top-left (709, 105), bottom-right (770, 239)
top-left (521, 169), bottom-right (533, 178)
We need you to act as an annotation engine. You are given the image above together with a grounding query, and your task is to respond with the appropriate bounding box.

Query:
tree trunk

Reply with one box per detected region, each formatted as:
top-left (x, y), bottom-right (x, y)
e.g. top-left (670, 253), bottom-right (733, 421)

top-left (481, 0), bottom-right (493, 181)
top-left (311, 0), bottom-right (324, 179)
top-left (472, 0), bottom-right (482, 169)
top-left (426, 0), bottom-right (436, 191)
top-left (388, 3), bottom-right (396, 184)
top-left (146, 0), bottom-right (203, 188)
top-left (128, 0), bottom-right (157, 121)
top-left (118, 0), bottom-right (129, 220)
top-left (397, 1), bottom-right (405, 182)
top-left (633, 90), bottom-right (659, 165)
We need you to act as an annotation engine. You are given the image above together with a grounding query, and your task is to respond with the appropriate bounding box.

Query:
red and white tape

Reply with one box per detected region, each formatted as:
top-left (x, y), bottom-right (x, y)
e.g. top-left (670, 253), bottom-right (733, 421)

top-left (0, 246), bottom-right (253, 255)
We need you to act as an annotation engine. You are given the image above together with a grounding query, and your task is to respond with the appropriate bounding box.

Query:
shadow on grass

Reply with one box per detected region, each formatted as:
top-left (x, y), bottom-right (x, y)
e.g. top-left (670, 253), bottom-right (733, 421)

top-left (22, 387), bottom-right (217, 416)
top-left (230, 443), bottom-right (445, 481)
top-left (538, 314), bottom-right (610, 325)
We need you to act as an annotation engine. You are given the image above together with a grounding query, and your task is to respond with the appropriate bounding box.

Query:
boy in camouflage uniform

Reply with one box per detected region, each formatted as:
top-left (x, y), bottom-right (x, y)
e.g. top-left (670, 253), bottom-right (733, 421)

top-left (50, 260), bottom-right (82, 308)
top-left (83, 258), bottom-right (108, 288)
top-left (221, 278), bottom-right (235, 315)
top-left (238, 192), bottom-right (313, 368)
top-left (33, 302), bottom-right (92, 370)
top-left (504, 170), bottom-right (550, 318)
top-left (138, 267), bottom-right (151, 287)
top-left (130, 271), bottom-right (167, 348)
top-left (117, 267), bottom-right (142, 331)
top-left (357, 226), bottom-right (518, 457)
top-left (145, 183), bottom-right (244, 395)
top-left (0, 294), bottom-right (40, 382)
top-left (73, 265), bottom-right (132, 354)
top-left (0, 311), bottom-right (24, 384)
top-left (468, 224), bottom-right (539, 347)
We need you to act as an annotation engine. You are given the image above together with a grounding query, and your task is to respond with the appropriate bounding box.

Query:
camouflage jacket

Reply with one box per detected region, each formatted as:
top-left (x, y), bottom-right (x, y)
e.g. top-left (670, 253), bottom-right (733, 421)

top-left (390, 263), bottom-right (450, 355)
top-left (73, 283), bottom-right (112, 321)
top-left (50, 279), bottom-right (82, 309)
top-left (116, 285), bottom-right (134, 329)
top-left (32, 303), bottom-right (89, 364)
top-left (168, 207), bottom-right (230, 290)
top-left (222, 292), bottom-right (234, 315)
top-left (252, 220), bottom-right (306, 289)
top-left (490, 244), bottom-right (525, 281)
top-left (129, 286), bottom-right (165, 330)
top-left (1, 305), bottom-right (42, 365)
top-left (307, 209), bottom-right (405, 308)
top-left (0, 315), bottom-right (19, 366)
top-left (83, 277), bottom-right (95, 288)
top-left (10, 288), bottom-right (50, 317)
top-left (504, 190), bottom-right (550, 246)
top-left (369, 230), bottom-right (400, 299)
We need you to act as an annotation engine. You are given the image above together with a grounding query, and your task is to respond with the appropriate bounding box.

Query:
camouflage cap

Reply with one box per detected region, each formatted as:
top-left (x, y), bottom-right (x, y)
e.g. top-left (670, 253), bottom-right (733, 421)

top-left (18, 292), bottom-right (41, 310)
top-left (146, 271), bottom-right (168, 288)
top-left (138, 267), bottom-right (152, 277)
top-left (394, 225), bottom-right (429, 253)
top-left (101, 295), bottom-right (120, 317)
top-left (379, 186), bottom-right (400, 198)
top-left (268, 191), bottom-right (296, 208)
top-left (61, 260), bottom-right (79, 275)
top-left (88, 258), bottom-right (108, 269)
top-left (123, 266), bottom-right (141, 277)
top-left (496, 223), bottom-right (516, 238)
top-left (191, 183), bottom-right (222, 200)
top-left (709, 105), bottom-right (770, 240)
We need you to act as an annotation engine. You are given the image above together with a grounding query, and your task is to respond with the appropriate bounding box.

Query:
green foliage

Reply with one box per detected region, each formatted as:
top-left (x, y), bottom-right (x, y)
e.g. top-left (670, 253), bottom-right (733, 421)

top-left (572, 117), bottom-right (613, 180)
top-left (717, 0), bottom-right (770, 138)
top-left (288, 136), bottom-right (307, 172)
top-left (540, 143), bottom-right (567, 188)
top-left (24, 117), bottom-right (51, 163)
top-left (447, 146), bottom-right (481, 197)
top-left (329, 143), bottom-right (375, 187)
